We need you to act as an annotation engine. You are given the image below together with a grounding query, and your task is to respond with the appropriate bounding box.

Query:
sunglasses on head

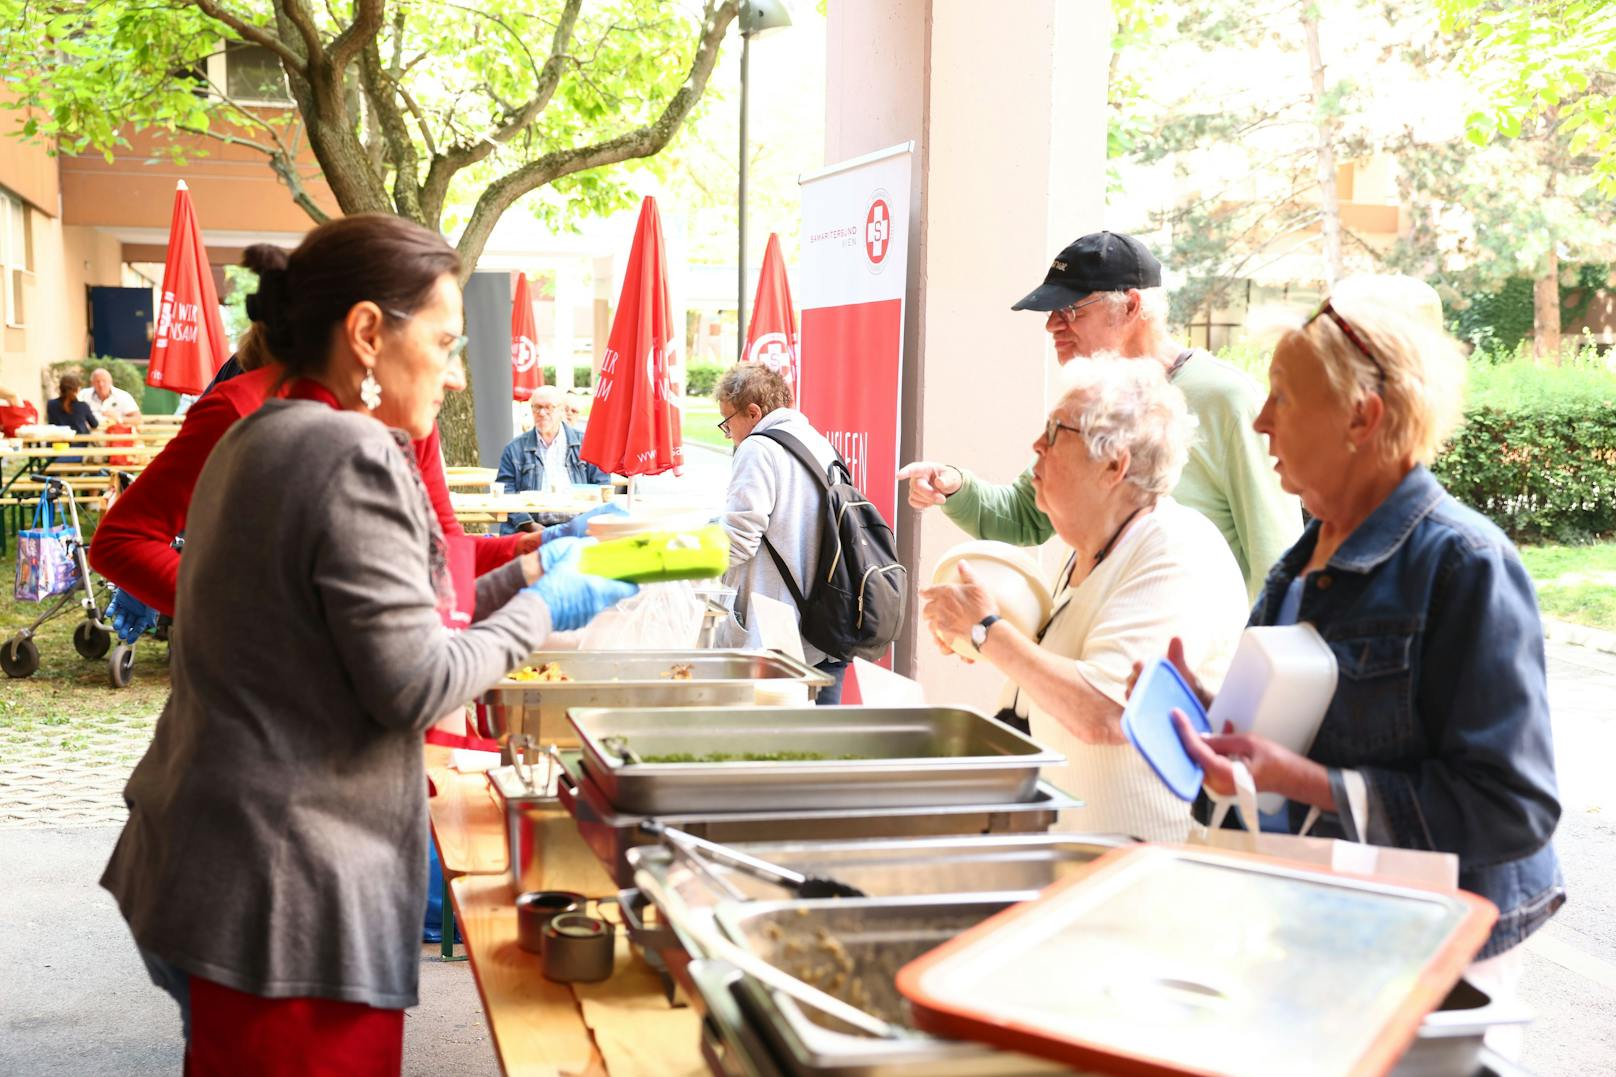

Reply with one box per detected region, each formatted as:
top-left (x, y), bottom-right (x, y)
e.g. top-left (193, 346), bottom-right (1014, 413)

top-left (1309, 299), bottom-right (1386, 389)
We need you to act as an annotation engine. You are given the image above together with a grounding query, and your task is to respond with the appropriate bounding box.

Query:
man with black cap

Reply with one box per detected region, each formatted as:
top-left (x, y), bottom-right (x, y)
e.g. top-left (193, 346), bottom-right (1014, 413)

top-left (899, 231), bottom-right (1298, 598)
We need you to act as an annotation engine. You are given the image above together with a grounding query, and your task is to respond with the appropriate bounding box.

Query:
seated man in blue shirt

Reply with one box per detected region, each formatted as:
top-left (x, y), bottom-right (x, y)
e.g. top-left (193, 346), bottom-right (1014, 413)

top-left (496, 385), bottom-right (610, 534)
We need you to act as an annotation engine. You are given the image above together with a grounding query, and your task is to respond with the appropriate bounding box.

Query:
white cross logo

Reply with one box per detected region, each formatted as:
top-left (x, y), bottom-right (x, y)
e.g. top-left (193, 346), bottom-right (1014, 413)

top-left (865, 200), bottom-right (890, 264)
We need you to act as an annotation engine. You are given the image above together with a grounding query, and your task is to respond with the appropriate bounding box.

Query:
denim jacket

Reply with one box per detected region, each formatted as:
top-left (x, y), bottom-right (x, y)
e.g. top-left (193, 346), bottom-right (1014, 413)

top-left (494, 424), bottom-right (608, 533)
top-left (1253, 466), bottom-right (1564, 958)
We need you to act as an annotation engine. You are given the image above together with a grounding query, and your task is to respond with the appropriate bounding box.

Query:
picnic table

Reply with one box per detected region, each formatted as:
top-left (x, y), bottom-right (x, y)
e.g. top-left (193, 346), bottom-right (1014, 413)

top-left (444, 466), bottom-right (499, 489)
top-left (424, 745), bottom-right (703, 1076)
top-left (450, 490), bottom-right (612, 526)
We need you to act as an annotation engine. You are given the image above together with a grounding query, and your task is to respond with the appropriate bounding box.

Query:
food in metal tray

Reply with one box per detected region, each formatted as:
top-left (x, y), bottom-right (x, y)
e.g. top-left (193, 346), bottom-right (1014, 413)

top-left (509, 661), bottom-right (572, 683)
top-left (661, 662), bottom-right (695, 680)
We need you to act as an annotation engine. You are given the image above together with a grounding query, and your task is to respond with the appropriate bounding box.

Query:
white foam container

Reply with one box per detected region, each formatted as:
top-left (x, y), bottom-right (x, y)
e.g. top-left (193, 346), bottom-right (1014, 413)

top-left (929, 541), bottom-right (1053, 659)
top-left (1207, 624), bottom-right (1339, 814)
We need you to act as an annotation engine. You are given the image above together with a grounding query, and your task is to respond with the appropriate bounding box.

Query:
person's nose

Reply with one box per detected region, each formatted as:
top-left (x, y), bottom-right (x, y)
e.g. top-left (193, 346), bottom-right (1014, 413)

top-left (443, 357), bottom-right (467, 392)
top-left (1044, 310), bottom-right (1064, 335)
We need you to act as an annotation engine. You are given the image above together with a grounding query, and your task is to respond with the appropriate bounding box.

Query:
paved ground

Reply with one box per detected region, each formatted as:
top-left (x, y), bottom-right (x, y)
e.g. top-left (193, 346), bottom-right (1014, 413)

top-left (1, 627), bottom-right (1611, 1074)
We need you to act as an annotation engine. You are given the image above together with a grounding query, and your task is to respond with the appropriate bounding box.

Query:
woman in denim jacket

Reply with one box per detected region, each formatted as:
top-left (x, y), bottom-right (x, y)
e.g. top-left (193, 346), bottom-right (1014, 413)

top-left (1172, 276), bottom-right (1563, 982)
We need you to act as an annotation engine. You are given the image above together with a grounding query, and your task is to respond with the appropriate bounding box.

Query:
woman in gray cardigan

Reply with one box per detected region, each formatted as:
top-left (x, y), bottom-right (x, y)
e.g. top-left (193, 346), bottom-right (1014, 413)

top-left (101, 215), bottom-right (632, 1074)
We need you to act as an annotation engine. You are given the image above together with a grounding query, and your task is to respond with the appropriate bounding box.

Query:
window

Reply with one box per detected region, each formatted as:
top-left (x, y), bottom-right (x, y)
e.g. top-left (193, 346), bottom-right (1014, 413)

top-left (206, 42), bottom-right (292, 105)
top-left (0, 190), bottom-right (32, 328)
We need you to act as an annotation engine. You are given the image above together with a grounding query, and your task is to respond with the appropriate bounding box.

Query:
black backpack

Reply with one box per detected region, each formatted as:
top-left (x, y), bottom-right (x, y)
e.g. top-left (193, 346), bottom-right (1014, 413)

top-left (754, 428), bottom-right (908, 662)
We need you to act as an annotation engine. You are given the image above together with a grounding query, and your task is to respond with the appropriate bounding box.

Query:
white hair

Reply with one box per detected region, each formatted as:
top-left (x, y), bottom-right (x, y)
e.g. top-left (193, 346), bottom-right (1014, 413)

top-left (1053, 353), bottom-right (1195, 498)
top-left (1091, 287), bottom-right (1170, 336)
top-left (530, 384), bottom-right (564, 405)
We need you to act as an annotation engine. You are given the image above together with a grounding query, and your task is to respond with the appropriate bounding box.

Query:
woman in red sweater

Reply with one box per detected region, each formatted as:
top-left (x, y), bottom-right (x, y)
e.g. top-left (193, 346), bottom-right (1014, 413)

top-left (91, 285), bottom-right (543, 639)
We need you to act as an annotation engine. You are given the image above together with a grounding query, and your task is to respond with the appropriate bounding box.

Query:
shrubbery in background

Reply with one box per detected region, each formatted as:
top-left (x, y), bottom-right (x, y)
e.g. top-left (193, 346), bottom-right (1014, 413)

top-left (684, 361), bottom-right (724, 398)
top-left (45, 357), bottom-right (145, 402)
top-left (539, 365), bottom-right (595, 390)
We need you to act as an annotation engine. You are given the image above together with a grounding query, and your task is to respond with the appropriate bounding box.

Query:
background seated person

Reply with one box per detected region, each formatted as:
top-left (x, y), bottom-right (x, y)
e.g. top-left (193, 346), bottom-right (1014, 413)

top-left (46, 373), bottom-right (98, 435)
top-left (921, 356), bottom-right (1248, 841)
top-left (496, 384), bottom-right (609, 534)
top-left (87, 367), bottom-right (142, 426)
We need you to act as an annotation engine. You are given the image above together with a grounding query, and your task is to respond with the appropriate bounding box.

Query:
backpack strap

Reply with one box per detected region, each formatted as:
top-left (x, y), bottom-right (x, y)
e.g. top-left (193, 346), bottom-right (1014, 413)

top-left (750, 427), bottom-right (834, 608)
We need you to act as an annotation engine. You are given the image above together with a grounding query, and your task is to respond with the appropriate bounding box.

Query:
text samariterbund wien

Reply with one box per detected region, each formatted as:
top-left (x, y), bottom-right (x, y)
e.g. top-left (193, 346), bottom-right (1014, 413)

top-left (808, 225), bottom-right (860, 248)
top-left (826, 430), bottom-right (869, 492)
top-left (153, 291), bottom-right (201, 352)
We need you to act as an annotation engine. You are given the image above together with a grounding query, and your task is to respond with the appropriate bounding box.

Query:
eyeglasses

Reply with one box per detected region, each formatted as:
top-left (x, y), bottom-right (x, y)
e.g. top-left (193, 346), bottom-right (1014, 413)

top-left (1044, 417), bottom-right (1082, 447)
top-left (717, 411), bottom-right (737, 437)
top-left (1309, 299), bottom-right (1386, 389)
top-left (383, 307), bottom-right (469, 362)
top-left (1057, 295), bottom-right (1105, 321)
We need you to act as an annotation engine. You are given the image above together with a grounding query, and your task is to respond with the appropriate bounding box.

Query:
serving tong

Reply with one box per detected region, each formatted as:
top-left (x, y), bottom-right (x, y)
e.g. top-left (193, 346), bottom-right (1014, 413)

top-left (640, 821), bottom-right (867, 900)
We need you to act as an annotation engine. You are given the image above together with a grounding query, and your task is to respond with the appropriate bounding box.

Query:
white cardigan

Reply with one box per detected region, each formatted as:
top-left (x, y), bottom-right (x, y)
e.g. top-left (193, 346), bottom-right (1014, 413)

top-left (1000, 498), bottom-right (1249, 841)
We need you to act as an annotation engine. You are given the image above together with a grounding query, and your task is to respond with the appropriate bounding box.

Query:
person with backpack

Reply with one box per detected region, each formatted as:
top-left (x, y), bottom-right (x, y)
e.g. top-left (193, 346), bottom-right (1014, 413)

top-left (714, 364), bottom-right (906, 704)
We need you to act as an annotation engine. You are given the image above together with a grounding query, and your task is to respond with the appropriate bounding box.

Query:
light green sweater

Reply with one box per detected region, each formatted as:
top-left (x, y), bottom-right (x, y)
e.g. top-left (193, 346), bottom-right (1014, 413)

top-left (941, 352), bottom-right (1301, 599)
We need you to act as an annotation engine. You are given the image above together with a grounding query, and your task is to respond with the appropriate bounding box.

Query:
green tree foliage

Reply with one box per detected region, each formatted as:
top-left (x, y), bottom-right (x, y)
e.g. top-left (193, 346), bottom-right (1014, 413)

top-left (1437, 0), bottom-right (1616, 197)
top-left (1, 0), bottom-right (740, 461)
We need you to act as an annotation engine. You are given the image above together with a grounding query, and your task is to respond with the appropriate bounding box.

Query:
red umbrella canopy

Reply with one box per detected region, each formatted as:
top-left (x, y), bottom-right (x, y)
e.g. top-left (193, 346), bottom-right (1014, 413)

top-left (743, 232), bottom-right (800, 400)
top-left (580, 196), bottom-right (683, 477)
top-left (146, 181), bottom-right (229, 395)
top-left (511, 272), bottom-right (543, 402)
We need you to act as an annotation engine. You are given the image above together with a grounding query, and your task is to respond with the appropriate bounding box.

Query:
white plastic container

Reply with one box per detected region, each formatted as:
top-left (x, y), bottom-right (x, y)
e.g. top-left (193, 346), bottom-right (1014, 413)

top-left (1207, 624), bottom-right (1339, 814)
top-left (929, 541), bottom-right (1053, 659)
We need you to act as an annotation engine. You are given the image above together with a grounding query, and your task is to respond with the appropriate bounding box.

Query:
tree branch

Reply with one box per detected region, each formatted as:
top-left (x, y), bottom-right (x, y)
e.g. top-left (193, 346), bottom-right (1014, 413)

top-left (186, 0), bottom-right (307, 74)
top-left (359, 31), bottom-right (422, 218)
top-left (454, 0), bottom-right (739, 273)
top-left (277, 0), bottom-right (326, 65)
top-left (419, 0), bottom-right (583, 224)
top-left (329, 0), bottom-right (386, 77)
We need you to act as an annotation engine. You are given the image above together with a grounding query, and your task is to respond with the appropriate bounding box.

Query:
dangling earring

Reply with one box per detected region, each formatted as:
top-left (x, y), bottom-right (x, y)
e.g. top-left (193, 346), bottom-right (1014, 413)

top-left (360, 370), bottom-right (382, 410)
top-left (1346, 441), bottom-right (1357, 455)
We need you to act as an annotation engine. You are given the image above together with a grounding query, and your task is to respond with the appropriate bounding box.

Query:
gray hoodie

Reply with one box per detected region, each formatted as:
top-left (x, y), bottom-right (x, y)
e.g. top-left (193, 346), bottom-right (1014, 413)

top-left (718, 408), bottom-right (839, 666)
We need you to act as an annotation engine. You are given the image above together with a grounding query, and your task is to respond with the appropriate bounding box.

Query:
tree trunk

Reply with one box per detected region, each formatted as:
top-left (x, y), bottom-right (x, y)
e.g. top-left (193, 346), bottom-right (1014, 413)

top-left (437, 389), bottom-right (480, 466)
top-left (1302, 7), bottom-right (1343, 288)
top-left (1534, 248), bottom-right (1562, 363)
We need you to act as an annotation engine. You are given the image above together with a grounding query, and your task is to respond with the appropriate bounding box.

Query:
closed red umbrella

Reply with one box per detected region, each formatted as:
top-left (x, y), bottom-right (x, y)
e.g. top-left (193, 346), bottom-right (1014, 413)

top-left (580, 195), bottom-right (683, 480)
top-left (146, 181), bottom-right (228, 395)
top-left (743, 233), bottom-right (800, 399)
top-left (510, 272), bottom-right (542, 401)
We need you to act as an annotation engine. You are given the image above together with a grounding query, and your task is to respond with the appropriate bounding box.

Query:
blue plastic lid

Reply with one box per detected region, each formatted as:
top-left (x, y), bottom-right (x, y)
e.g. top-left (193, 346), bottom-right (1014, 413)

top-left (1121, 657), bottom-right (1212, 802)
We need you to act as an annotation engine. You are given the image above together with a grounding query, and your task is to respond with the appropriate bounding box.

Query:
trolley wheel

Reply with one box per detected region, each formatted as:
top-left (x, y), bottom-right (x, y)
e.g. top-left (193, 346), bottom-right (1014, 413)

top-left (108, 644), bottom-right (137, 689)
top-left (74, 620), bottom-right (112, 660)
top-left (2, 637), bottom-right (40, 679)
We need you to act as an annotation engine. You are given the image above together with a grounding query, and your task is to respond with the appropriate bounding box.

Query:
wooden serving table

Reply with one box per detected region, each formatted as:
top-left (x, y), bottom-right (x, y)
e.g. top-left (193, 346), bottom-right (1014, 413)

top-left (426, 746), bottom-right (704, 1076)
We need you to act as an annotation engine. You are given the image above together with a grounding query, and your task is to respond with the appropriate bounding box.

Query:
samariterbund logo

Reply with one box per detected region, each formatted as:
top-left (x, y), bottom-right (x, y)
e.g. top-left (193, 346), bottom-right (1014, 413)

top-left (864, 189), bottom-right (893, 273)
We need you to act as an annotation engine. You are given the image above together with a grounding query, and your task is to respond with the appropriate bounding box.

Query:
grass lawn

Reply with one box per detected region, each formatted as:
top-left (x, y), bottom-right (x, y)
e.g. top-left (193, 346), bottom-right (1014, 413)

top-left (681, 397), bottom-right (733, 451)
top-left (1518, 543), bottom-right (1616, 633)
top-left (2, 513), bottom-right (171, 762)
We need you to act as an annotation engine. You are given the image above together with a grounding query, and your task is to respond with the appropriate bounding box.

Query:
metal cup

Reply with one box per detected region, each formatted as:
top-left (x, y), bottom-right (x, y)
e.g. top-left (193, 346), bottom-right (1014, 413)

top-left (541, 912), bottom-right (616, 983)
top-left (515, 889), bottom-right (584, 953)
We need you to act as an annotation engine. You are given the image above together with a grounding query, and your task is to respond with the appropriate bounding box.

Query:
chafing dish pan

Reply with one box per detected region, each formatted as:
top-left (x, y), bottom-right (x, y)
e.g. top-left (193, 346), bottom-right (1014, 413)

top-left (557, 753), bottom-right (1076, 888)
top-left (570, 705), bottom-right (1065, 814)
top-left (474, 650), bottom-right (834, 746)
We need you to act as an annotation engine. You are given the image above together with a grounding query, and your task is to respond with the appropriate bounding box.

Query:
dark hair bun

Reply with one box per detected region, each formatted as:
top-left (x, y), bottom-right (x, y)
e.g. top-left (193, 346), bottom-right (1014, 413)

top-left (242, 244), bottom-right (293, 358)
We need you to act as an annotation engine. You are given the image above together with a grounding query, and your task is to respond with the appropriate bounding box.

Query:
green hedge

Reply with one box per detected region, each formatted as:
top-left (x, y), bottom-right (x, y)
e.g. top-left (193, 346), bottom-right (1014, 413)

top-left (539, 365), bottom-right (594, 389)
top-left (685, 360), bottom-right (724, 398)
top-left (1433, 401), bottom-right (1616, 543)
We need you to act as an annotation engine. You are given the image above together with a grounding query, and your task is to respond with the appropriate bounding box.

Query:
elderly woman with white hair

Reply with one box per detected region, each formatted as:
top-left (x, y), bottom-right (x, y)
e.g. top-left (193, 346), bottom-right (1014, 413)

top-left (1168, 275), bottom-right (1563, 973)
top-left (922, 357), bottom-right (1249, 841)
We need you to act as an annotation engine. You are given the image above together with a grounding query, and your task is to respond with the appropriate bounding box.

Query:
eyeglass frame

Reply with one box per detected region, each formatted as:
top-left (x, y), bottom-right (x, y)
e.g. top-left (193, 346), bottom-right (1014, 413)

top-left (717, 409), bottom-right (738, 438)
top-left (1056, 294), bottom-right (1107, 321)
top-left (1308, 299), bottom-right (1386, 390)
top-left (1043, 416), bottom-right (1082, 448)
top-left (382, 306), bottom-right (470, 362)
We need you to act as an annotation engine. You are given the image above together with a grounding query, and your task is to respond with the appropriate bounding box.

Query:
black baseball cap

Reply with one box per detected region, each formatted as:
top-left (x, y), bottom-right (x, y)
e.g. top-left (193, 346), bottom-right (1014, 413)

top-left (1011, 231), bottom-right (1162, 311)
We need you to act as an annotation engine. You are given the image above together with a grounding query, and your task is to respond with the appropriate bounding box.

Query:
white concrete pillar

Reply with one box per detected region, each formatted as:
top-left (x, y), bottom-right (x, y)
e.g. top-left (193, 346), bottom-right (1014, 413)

top-left (552, 259), bottom-right (577, 392)
top-left (825, 0), bottom-right (1111, 710)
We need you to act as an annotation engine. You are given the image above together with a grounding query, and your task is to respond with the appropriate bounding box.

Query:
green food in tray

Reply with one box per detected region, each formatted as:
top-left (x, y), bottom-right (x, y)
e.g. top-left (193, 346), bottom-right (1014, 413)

top-left (634, 750), bottom-right (864, 764)
top-left (576, 525), bottom-right (731, 583)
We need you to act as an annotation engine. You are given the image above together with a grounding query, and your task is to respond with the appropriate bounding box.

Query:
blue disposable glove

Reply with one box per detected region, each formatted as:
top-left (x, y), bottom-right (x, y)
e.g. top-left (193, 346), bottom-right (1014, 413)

top-left (538, 535), bottom-right (587, 574)
top-left (109, 588), bottom-right (158, 645)
top-left (528, 568), bottom-right (638, 632)
top-left (541, 502), bottom-right (628, 543)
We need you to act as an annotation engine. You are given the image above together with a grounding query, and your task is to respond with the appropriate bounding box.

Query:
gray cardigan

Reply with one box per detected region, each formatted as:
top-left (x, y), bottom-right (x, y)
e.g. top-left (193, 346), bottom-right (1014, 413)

top-left (717, 408), bottom-right (839, 666)
top-left (101, 399), bottom-right (551, 1010)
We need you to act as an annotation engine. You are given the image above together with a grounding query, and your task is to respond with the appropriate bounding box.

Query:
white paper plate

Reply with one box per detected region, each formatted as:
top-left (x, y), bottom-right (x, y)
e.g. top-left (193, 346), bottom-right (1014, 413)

top-left (930, 541), bottom-right (1054, 658)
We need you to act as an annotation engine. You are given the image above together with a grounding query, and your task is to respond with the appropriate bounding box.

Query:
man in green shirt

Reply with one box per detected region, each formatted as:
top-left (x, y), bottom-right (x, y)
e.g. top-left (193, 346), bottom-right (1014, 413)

top-left (898, 231), bottom-right (1300, 599)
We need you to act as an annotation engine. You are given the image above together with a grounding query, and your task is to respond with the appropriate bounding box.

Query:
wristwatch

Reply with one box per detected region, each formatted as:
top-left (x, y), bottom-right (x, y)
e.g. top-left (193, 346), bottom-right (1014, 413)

top-left (969, 614), bottom-right (1002, 650)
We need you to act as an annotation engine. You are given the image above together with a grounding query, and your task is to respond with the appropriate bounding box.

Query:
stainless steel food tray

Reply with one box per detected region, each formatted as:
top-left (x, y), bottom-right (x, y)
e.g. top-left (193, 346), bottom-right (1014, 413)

top-left (570, 706), bottom-right (1065, 814)
top-left (473, 649), bottom-right (833, 746)
top-left (557, 754), bottom-right (1078, 888)
top-left (694, 896), bottom-right (1527, 1077)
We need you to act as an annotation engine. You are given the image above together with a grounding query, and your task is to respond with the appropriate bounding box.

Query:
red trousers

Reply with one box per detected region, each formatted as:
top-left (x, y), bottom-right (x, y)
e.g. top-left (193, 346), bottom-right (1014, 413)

top-left (186, 975), bottom-right (404, 1077)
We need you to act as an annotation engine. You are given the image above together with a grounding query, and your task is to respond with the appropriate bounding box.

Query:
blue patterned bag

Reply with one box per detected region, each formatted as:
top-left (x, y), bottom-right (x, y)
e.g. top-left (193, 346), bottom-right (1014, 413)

top-left (14, 493), bottom-right (81, 602)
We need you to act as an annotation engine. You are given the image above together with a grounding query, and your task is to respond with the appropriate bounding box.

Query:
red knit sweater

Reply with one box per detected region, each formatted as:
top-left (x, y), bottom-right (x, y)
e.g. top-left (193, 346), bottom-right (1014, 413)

top-left (89, 370), bottom-right (520, 615)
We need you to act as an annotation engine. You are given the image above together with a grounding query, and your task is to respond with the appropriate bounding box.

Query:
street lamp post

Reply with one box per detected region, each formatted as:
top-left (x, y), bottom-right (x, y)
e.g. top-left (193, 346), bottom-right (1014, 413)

top-left (737, 0), bottom-right (792, 361)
